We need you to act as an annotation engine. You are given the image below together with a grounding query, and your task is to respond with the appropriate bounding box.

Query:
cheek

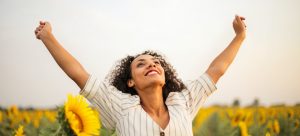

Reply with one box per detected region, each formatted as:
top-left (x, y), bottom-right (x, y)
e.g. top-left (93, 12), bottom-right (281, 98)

top-left (160, 68), bottom-right (166, 80)
top-left (160, 67), bottom-right (165, 75)
top-left (131, 68), bottom-right (144, 80)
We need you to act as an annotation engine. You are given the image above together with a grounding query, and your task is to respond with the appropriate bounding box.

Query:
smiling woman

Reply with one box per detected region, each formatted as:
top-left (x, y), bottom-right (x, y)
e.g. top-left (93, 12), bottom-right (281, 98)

top-left (108, 51), bottom-right (186, 101)
top-left (34, 15), bottom-right (246, 135)
top-left (80, 63), bottom-right (216, 136)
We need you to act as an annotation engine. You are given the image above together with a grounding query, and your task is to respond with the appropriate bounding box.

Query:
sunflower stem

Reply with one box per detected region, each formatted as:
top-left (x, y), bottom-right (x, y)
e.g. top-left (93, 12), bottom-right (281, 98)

top-left (53, 125), bottom-right (62, 136)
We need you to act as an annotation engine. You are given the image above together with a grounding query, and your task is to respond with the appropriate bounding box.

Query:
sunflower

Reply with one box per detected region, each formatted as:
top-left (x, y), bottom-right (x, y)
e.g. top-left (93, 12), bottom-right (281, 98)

top-left (238, 121), bottom-right (248, 136)
top-left (64, 94), bottom-right (100, 136)
top-left (0, 111), bottom-right (2, 123)
top-left (272, 120), bottom-right (280, 134)
top-left (14, 125), bottom-right (24, 136)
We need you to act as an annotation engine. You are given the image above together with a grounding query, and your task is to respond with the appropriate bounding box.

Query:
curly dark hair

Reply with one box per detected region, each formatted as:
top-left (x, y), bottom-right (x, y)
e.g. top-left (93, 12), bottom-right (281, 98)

top-left (107, 50), bottom-right (186, 101)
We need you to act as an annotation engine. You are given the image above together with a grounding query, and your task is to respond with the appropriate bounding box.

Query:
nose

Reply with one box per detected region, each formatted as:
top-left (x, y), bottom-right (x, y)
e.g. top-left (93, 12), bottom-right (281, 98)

top-left (148, 62), bottom-right (156, 68)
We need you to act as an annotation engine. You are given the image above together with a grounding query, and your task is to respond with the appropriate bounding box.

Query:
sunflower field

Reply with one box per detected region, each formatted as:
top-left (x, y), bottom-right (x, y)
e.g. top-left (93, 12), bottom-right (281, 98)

top-left (1, 97), bottom-right (299, 136)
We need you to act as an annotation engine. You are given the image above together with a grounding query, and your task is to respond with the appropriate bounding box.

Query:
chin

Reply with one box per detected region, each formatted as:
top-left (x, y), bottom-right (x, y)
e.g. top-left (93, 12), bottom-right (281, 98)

top-left (147, 79), bottom-right (165, 86)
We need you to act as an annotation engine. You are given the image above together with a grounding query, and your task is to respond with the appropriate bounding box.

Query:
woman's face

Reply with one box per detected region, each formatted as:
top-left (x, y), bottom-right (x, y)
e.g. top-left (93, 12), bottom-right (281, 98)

top-left (128, 54), bottom-right (165, 91)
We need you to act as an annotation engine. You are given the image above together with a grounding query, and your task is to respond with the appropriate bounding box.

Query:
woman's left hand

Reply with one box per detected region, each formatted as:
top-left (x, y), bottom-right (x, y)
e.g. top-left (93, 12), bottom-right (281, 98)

top-left (233, 15), bottom-right (246, 38)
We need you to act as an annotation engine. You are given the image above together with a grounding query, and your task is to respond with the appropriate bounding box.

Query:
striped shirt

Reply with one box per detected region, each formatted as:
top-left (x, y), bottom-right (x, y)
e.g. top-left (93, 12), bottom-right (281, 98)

top-left (80, 73), bottom-right (217, 136)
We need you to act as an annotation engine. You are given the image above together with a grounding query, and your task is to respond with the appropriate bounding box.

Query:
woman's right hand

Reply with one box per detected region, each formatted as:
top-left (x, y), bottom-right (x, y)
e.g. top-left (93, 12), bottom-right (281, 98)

top-left (232, 15), bottom-right (246, 38)
top-left (34, 21), bottom-right (52, 40)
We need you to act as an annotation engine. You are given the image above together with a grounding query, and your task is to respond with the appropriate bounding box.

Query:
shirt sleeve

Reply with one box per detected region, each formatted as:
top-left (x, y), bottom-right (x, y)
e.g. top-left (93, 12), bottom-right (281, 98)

top-left (182, 73), bottom-right (217, 119)
top-left (80, 74), bottom-right (126, 130)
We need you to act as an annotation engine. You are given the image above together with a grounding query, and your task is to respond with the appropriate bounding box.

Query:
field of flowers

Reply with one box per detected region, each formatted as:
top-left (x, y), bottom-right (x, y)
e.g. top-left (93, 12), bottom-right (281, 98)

top-left (1, 98), bottom-right (299, 136)
top-left (193, 106), bottom-right (300, 136)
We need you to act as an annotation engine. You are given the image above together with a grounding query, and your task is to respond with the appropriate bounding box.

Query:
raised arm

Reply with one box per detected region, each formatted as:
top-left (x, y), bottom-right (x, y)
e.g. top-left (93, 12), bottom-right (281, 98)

top-left (34, 21), bottom-right (89, 89)
top-left (205, 15), bottom-right (246, 84)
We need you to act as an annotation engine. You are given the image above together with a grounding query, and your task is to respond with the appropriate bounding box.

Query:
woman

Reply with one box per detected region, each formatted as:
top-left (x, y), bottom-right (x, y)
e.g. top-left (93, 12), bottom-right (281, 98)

top-left (34, 15), bottom-right (246, 136)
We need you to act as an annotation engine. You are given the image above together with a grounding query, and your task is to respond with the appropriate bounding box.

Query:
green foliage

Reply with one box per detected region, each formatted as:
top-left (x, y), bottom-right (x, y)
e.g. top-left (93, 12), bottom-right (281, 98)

top-left (1, 105), bottom-right (299, 136)
top-left (39, 106), bottom-right (76, 136)
top-left (195, 111), bottom-right (239, 136)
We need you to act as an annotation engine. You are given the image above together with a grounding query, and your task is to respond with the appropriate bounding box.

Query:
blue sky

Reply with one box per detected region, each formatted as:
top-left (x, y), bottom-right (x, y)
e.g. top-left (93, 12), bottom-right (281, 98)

top-left (0, 0), bottom-right (299, 108)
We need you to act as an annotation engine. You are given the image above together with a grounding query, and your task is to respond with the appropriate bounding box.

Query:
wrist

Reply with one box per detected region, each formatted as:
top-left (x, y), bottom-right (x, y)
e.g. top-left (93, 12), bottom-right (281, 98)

top-left (235, 32), bottom-right (246, 40)
top-left (40, 32), bottom-right (54, 42)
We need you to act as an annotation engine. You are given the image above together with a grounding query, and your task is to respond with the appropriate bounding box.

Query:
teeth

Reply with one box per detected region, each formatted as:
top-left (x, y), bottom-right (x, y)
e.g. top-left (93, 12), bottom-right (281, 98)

top-left (147, 71), bottom-right (158, 76)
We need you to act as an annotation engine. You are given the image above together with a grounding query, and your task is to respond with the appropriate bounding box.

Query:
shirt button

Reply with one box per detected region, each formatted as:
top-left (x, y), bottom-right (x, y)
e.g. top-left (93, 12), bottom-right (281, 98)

top-left (160, 132), bottom-right (165, 136)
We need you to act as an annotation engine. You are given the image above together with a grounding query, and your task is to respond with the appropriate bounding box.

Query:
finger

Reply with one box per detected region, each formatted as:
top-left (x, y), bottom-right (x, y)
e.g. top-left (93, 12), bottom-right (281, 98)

top-left (37, 27), bottom-right (42, 31)
top-left (235, 15), bottom-right (244, 25)
top-left (239, 17), bottom-right (247, 27)
top-left (242, 22), bottom-right (247, 28)
top-left (38, 25), bottom-right (44, 29)
top-left (235, 15), bottom-right (240, 20)
top-left (35, 26), bottom-right (43, 33)
top-left (235, 15), bottom-right (241, 21)
top-left (40, 21), bottom-right (46, 25)
top-left (35, 27), bottom-right (40, 32)
top-left (35, 31), bottom-right (41, 39)
top-left (35, 29), bottom-right (40, 35)
top-left (233, 17), bottom-right (238, 24)
top-left (45, 21), bottom-right (50, 26)
top-left (35, 29), bottom-right (38, 35)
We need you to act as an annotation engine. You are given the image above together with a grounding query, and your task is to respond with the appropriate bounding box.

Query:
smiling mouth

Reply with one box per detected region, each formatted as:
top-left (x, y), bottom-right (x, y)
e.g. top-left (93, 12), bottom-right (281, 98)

top-left (145, 70), bottom-right (159, 76)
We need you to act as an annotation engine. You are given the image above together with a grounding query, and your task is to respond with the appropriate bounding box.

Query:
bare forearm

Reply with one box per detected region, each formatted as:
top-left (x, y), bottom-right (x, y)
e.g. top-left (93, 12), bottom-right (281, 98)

top-left (205, 15), bottom-right (246, 84)
top-left (41, 33), bottom-right (88, 88)
top-left (207, 35), bottom-right (245, 77)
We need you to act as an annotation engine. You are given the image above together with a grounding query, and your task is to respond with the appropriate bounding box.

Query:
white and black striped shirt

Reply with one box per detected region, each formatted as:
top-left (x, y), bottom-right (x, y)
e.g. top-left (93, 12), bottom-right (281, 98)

top-left (80, 73), bottom-right (217, 136)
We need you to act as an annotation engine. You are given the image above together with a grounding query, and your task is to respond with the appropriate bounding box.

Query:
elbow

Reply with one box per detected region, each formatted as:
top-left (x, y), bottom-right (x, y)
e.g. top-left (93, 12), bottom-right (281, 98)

top-left (206, 65), bottom-right (227, 83)
top-left (72, 71), bottom-right (89, 90)
top-left (207, 67), bottom-right (225, 77)
top-left (209, 63), bottom-right (227, 75)
top-left (67, 67), bottom-right (89, 89)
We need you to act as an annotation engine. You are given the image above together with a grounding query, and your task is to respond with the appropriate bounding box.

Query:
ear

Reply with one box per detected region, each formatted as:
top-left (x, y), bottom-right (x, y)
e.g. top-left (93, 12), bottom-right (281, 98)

top-left (127, 79), bottom-right (135, 87)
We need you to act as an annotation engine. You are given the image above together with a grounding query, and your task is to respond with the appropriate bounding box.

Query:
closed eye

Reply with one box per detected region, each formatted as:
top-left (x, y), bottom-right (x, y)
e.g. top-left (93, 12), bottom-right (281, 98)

top-left (137, 63), bottom-right (144, 67)
top-left (154, 60), bottom-right (160, 65)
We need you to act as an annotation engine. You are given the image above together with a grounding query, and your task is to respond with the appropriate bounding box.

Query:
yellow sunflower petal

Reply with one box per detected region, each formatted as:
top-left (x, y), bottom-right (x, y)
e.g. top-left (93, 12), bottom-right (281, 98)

top-left (15, 125), bottom-right (25, 136)
top-left (65, 94), bottom-right (100, 136)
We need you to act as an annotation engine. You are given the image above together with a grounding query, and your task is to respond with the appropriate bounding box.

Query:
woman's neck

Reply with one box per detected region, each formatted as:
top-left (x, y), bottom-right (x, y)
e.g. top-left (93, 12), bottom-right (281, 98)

top-left (138, 86), bottom-right (167, 116)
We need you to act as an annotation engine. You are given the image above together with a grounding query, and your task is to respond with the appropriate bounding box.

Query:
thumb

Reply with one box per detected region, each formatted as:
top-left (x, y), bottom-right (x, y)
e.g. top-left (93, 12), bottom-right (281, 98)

top-left (44, 21), bottom-right (51, 27)
top-left (235, 15), bottom-right (241, 23)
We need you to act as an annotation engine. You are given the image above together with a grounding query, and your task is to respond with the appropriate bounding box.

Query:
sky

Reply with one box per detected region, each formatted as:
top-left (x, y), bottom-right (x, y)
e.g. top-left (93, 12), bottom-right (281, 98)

top-left (0, 0), bottom-right (299, 108)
